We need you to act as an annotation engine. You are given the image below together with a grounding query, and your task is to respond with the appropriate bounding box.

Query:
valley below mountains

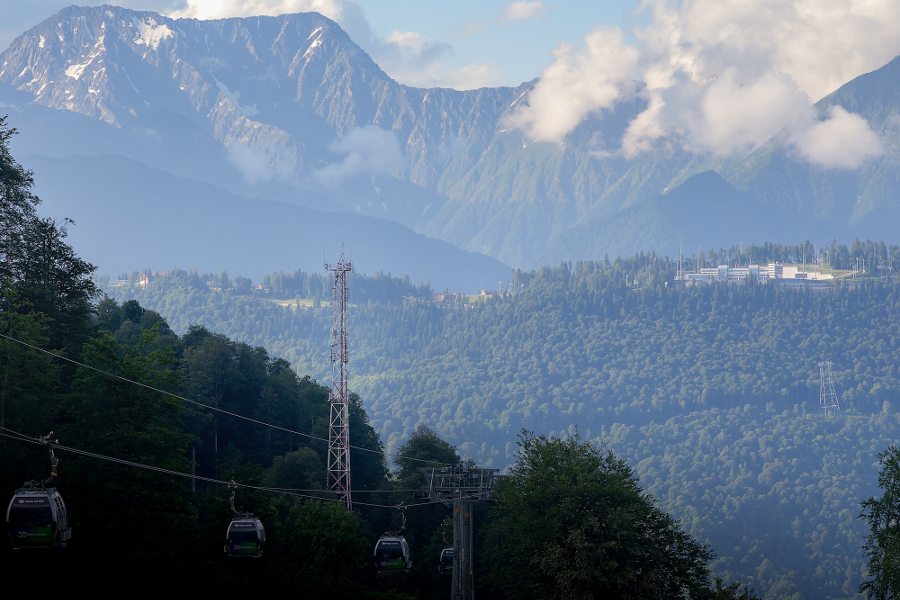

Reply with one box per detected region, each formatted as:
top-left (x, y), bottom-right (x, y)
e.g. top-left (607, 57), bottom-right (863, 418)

top-left (112, 256), bottom-right (900, 599)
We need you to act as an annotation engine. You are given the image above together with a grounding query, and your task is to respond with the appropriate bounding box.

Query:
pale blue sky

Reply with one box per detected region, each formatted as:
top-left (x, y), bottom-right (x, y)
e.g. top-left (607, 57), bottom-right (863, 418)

top-left (352, 0), bottom-right (640, 86)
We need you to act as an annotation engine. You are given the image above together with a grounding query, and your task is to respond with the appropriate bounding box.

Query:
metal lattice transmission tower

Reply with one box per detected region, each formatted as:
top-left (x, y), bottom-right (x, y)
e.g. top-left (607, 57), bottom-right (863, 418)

top-left (326, 255), bottom-right (353, 510)
top-left (418, 467), bottom-right (500, 600)
top-left (818, 361), bottom-right (841, 417)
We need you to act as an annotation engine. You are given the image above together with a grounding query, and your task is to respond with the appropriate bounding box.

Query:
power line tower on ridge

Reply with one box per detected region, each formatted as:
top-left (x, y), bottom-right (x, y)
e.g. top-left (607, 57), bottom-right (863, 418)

top-left (818, 361), bottom-right (841, 417)
top-left (326, 254), bottom-right (353, 510)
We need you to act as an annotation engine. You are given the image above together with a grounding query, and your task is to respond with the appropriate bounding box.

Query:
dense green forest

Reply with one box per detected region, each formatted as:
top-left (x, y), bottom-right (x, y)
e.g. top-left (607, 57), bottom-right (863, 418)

top-left (0, 116), bottom-right (778, 599)
top-left (110, 249), bottom-right (900, 599)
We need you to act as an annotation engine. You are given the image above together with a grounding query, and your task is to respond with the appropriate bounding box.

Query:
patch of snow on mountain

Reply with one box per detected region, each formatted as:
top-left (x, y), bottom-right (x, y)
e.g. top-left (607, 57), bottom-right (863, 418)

top-left (303, 36), bottom-right (322, 58)
top-left (132, 17), bottom-right (173, 50)
top-left (39, 36), bottom-right (45, 49)
top-left (66, 61), bottom-right (88, 80)
top-left (214, 77), bottom-right (259, 117)
top-left (65, 44), bottom-right (105, 81)
top-left (307, 27), bottom-right (322, 40)
top-left (509, 91), bottom-right (526, 108)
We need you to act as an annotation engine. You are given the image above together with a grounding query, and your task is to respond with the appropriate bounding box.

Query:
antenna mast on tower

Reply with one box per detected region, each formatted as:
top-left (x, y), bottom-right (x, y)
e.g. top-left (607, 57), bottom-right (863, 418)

top-left (326, 254), bottom-right (353, 510)
top-left (818, 361), bottom-right (841, 417)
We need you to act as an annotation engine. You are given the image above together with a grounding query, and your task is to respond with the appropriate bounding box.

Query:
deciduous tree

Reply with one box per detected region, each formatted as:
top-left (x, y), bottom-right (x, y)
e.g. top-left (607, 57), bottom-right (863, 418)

top-left (486, 431), bottom-right (713, 600)
top-left (860, 446), bottom-right (900, 599)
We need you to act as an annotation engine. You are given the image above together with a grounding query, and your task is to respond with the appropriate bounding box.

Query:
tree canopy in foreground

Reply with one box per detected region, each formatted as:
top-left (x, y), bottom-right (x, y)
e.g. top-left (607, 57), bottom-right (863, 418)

top-left (486, 432), bottom-right (739, 600)
top-left (860, 446), bottom-right (900, 599)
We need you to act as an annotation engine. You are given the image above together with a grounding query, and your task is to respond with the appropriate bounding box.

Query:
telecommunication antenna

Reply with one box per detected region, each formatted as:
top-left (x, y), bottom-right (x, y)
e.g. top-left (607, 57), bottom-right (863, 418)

top-left (418, 467), bottom-right (499, 600)
top-left (818, 361), bottom-right (841, 417)
top-left (326, 254), bottom-right (353, 510)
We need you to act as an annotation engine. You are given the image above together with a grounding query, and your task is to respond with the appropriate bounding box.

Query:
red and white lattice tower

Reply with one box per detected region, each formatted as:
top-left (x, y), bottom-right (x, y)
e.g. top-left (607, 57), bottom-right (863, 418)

top-left (326, 255), bottom-right (353, 510)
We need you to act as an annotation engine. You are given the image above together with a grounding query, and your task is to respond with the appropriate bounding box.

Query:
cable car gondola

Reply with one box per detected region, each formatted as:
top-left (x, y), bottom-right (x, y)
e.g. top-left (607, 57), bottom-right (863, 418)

top-left (224, 483), bottom-right (265, 558)
top-left (374, 534), bottom-right (411, 574)
top-left (374, 504), bottom-right (412, 574)
top-left (438, 547), bottom-right (453, 573)
top-left (225, 517), bottom-right (265, 558)
top-left (6, 433), bottom-right (71, 549)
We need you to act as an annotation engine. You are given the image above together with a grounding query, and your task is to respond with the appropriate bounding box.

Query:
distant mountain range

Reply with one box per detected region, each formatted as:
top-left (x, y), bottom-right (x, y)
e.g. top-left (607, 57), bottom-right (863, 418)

top-left (25, 153), bottom-right (509, 290)
top-left (0, 5), bottom-right (897, 283)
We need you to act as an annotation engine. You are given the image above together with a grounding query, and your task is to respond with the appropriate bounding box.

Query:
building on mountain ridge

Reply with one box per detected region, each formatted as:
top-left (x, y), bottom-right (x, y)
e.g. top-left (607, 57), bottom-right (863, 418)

top-left (679, 263), bottom-right (833, 286)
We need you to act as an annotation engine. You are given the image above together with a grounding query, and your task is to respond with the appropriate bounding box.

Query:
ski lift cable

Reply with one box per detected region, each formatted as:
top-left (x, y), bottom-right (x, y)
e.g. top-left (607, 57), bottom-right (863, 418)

top-left (0, 430), bottom-right (443, 509)
top-left (0, 332), bottom-right (452, 466)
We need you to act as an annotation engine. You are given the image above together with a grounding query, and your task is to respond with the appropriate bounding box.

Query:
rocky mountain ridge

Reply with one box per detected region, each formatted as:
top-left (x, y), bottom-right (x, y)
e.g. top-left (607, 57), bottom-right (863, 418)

top-left (1, 5), bottom-right (898, 272)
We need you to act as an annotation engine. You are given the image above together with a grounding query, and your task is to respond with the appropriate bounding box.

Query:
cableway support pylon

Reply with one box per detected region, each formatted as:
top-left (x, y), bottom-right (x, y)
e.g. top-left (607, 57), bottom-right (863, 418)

top-left (418, 466), bottom-right (499, 600)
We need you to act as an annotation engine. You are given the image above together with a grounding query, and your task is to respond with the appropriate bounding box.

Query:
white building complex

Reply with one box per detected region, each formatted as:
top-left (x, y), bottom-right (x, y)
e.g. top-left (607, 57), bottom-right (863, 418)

top-left (680, 264), bottom-right (833, 285)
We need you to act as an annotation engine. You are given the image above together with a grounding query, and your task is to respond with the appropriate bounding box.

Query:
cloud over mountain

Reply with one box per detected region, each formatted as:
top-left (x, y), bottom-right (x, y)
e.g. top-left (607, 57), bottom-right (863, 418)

top-left (316, 126), bottom-right (405, 186)
top-left (503, 27), bottom-right (639, 143)
top-left (499, 1), bottom-right (552, 25)
top-left (511, 0), bottom-right (899, 168)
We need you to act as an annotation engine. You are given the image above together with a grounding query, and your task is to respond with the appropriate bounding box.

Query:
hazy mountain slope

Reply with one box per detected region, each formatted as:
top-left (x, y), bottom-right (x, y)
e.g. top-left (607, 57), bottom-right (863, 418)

top-left (2, 5), bottom-right (898, 272)
top-left (541, 171), bottom-right (839, 262)
top-left (721, 55), bottom-right (900, 238)
top-left (27, 153), bottom-right (510, 290)
top-left (0, 5), bottom-right (701, 268)
top-left (0, 6), bottom-right (527, 228)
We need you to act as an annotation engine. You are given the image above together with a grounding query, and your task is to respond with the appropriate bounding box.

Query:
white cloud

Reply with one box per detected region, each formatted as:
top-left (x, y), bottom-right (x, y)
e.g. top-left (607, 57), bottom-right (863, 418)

top-left (316, 125), bottom-right (405, 186)
top-left (641, 68), bottom-right (812, 155)
top-left (227, 141), bottom-right (298, 183)
top-left (505, 27), bottom-right (640, 143)
top-left (499, 1), bottom-right (552, 25)
top-left (386, 31), bottom-right (430, 55)
top-left (448, 16), bottom-right (487, 38)
top-left (381, 30), bottom-right (453, 71)
top-left (402, 62), bottom-right (506, 91)
top-left (788, 106), bottom-right (884, 169)
top-left (509, 0), bottom-right (899, 168)
top-left (171, 0), bottom-right (346, 21)
top-left (376, 30), bottom-right (503, 89)
top-left (227, 143), bottom-right (276, 183)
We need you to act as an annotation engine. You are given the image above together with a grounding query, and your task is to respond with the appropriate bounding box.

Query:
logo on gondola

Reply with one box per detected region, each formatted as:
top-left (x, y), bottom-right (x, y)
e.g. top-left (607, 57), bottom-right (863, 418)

top-left (16, 531), bottom-right (46, 538)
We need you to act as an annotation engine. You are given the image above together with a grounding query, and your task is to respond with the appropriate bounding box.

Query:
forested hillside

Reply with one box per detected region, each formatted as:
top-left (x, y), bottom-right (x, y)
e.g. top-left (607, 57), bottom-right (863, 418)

top-left (3, 115), bottom-right (776, 599)
top-left (113, 248), bottom-right (900, 599)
